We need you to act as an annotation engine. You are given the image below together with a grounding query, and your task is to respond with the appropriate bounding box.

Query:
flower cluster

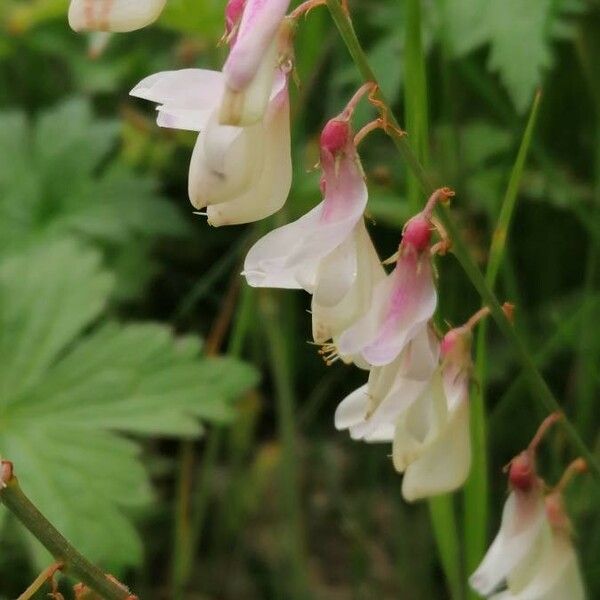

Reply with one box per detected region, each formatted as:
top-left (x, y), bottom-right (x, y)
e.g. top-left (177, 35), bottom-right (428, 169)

top-left (68, 0), bottom-right (588, 594)
top-left (470, 415), bottom-right (586, 599)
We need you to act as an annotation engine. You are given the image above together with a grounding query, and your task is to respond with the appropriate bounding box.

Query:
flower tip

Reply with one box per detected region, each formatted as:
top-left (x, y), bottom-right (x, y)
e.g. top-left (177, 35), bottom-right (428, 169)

top-left (320, 118), bottom-right (350, 155)
top-left (403, 215), bottom-right (432, 252)
top-left (225, 0), bottom-right (246, 33)
top-left (0, 460), bottom-right (13, 487)
top-left (508, 452), bottom-right (537, 492)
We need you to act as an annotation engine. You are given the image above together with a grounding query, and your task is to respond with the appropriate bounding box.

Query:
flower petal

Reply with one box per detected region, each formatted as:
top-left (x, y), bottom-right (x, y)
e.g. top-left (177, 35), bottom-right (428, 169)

top-left (334, 384), bottom-right (369, 430)
top-left (188, 113), bottom-right (263, 209)
top-left (69, 0), bottom-right (167, 32)
top-left (130, 69), bottom-right (224, 131)
top-left (338, 252), bottom-right (437, 367)
top-left (207, 89), bottom-right (292, 226)
top-left (470, 491), bottom-right (547, 597)
top-left (401, 399), bottom-right (471, 501)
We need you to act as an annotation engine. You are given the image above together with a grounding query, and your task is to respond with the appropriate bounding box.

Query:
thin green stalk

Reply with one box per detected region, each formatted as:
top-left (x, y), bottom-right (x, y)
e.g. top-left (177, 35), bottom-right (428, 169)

top-left (404, 1), bottom-right (462, 596)
top-left (260, 290), bottom-right (308, 598)
top-left (464, 92), bottom-right (541, 590)
top-left (0, 469), bottom-right (134, 600)
top-left (324, 0), bottom-right (600, 483)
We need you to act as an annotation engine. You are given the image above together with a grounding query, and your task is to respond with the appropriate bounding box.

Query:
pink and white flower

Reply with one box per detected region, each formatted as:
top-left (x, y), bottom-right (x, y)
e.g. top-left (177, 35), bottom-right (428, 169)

top-left (336, 188), bottom-right (452, 367)
top-left (243, 117), bottom-right (367, 289)
top-left (470, 419), bottom-right (586, 599)
top-left (334, 326), bottom-right (440, 441)
top-left (220, 0), bottom-right (292, 126)
top-left (392, 322), bottom-right (472, 501)
top-left (68, 0), bottom-right (167, 32)
top-left (130, 63), bottom-right (291, 226)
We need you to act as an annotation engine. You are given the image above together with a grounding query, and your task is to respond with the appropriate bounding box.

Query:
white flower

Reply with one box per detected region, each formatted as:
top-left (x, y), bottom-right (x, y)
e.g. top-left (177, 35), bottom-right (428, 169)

top-left (220, 0), bottom-right (292, 126)
top-left (243, 117), bottom-right (369, 291)
top-left (68, 0), bottom-right (167, 32)
top-left (471, 438), bottom-right (586, 600)
top-left (334, 326), bottom-right (439, 440)
top-left (130, 67), bottom-right (292, 226)
top-left (392, 324), bottom-right (472, 501)
top-left (336, 211), bottom-right (438, 368)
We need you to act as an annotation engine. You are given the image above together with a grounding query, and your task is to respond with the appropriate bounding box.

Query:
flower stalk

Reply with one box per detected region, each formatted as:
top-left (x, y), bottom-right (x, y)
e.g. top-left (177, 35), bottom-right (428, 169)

top-left (0, 462), bottom-right (136, 600)
top-left (324, 0), bottom-right (600, 483)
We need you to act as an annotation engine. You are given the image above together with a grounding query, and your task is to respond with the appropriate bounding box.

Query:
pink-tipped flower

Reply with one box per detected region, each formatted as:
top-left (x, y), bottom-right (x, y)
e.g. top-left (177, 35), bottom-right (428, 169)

top-left (68, 0), bottom-right (167, 32)
top-left (335, 326), bottom-right (440, 441)
top-left (244, 115), bottom-right (368, 290)
top-left (391, 322), bottom-right (472, 501)
top-left (470, 419), bottom-right (586, 599)
top-left (130, 65), bottom-right (292, 226)
top-left (336, 189), bottom-right (452, 367)
top-left (220, 0), bottom-right (292, 126)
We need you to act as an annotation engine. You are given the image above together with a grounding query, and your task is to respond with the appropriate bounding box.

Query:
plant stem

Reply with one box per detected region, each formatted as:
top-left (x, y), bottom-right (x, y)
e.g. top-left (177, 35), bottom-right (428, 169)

top-left (324, 0), bottom-right (600, 483)
top-left (0, 470), bottom-right (134, 600)
top-left (17, 562), bottom-right (63, 600)
top-left (464, 92), bottom-right (541, 590)
top-left (404, 1), bottom-right (462, 596)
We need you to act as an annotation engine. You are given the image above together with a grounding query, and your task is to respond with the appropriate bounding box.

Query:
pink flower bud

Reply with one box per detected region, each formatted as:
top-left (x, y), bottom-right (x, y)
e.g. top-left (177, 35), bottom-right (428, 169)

top-left (403, 215), bottom-right (432, 252)
top-left (320, 119), bottom-right (350, 155)
top-left (226, 0), bottom-right (246, 34)
top-left (509, 452), bottom-right (537, 492)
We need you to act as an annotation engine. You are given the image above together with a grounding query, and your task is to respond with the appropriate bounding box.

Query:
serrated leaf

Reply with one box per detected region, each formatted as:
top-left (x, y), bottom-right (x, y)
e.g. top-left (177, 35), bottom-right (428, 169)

top-left (0, 98), bottom-right (189, 297)
top-left (0, 240), bottom-right (259, 569)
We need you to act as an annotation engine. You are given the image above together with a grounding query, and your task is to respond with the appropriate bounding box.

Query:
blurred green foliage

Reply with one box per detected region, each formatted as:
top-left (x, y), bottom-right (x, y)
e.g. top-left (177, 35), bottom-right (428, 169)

top-left (0, 1), bottom-right (598, 599)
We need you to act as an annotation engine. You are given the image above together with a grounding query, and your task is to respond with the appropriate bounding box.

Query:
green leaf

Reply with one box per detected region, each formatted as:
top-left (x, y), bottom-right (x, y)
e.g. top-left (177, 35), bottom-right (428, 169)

top-left (0, 240), bottom-right (259, 569)
top-left (441, 0), bottom-right (584, 112)
top-left (0, 98), bottom-right (189, 298)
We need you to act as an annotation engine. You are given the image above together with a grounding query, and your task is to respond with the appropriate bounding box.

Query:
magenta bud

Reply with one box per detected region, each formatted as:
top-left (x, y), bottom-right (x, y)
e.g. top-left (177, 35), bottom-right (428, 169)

top-left (225, 0), bottom-right (246, 33)
top-left (403, 215), bottom-right (432, 251)
top-left (440, 329), bottom-right (460, 357)
top-left (509, 453), bottom-right (536, 492)
top-left (320, 119), bottom-right (350, 155)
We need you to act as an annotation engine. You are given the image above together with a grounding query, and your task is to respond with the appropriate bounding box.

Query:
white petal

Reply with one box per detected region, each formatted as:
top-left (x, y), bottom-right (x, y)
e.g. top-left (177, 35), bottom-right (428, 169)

top-left (312, 221), bottom-right (385, 346)
top-left (243, 145), bottom-right (367, 290)
top-left (401, 399), bottom-right (471, 501)
top-left (130, 69), bottom-right (224, 131)
top-left (470, 491), bottom-right (548, 597)
top-left (207, 90), bottom-right (292, 226)
top-left (334, 384), bottom-right (369, 430)
top-left (188, 113), bottom-right (262, 210)
top-left (493, 534), bottom-right (585, 600)
top-left (69, 0), bottom-right (166, 32)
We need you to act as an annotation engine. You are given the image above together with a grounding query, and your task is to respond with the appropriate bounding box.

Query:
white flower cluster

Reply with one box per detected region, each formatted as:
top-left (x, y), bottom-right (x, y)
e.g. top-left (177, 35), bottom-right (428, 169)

top-left (67, 1), bottom-right (587, 596)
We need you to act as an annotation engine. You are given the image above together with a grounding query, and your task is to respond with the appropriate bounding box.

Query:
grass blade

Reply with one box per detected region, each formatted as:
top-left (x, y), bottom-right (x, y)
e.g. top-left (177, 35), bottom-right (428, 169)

top-left (464, 91), bottom-right (542, 593)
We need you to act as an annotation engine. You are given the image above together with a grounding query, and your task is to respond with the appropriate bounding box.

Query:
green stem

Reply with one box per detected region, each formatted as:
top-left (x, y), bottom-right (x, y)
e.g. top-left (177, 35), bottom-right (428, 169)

top-left (464, 92), bottom-right (541, 590)
top-left (0, 472), bottom-right (134, 600)
top-left (324, 0), bottom-right (600, 483)
top-left (403, 1), bottom-right (462, 596)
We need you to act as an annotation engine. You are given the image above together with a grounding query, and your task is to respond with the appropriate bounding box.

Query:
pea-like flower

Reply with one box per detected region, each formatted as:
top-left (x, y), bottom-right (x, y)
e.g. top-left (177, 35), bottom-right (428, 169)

top-left (391, 320), bottom-right (473, 501)
top-left (336, 188), bottom-right (452, 367)
top-left (470, 415), bottom-right (586, 599)
top-left (68, 0), bottom-right (167, 32)
top-left (130, 2), bottom-right (293, 226)
top-left (244, 93), bottom-right (386, 362)
top-left (334, 325), bottom-right (440, 441)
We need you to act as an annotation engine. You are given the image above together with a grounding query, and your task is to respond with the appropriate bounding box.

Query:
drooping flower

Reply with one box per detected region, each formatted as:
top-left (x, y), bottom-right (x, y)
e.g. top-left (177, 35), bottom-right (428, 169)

top-left (220, 0), bottom-right (292, 126)
top-left (336, 188), bottom-right (452, 367)
top-left (68, 0), bottom-right (167, 32)
top-left (391, 319), bottom-right (473, 501)
top-left (470, 416), bottom-right (586, 599)
top-left (130, 15), bottom-right (292, 225)
top-left (334, 325), bottom-right (440, 441)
